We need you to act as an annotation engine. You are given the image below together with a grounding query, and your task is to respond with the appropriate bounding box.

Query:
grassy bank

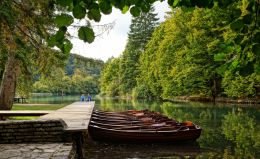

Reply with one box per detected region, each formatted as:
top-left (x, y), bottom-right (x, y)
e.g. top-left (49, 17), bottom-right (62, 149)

top-left (12, 104), bottom-right (67, 110)
top-left (8, 104), bottom-right (67, 120)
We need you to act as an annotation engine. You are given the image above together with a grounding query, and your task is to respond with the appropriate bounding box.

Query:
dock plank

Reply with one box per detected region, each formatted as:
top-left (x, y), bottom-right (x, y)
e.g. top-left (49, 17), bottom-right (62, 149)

top-left (41, 101), bottom-right (94, 132)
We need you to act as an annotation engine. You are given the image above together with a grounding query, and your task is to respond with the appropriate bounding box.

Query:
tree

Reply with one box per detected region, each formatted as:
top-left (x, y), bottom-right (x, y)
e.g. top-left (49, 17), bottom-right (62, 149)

top-left (33, 55), bottom-right (103, 95)
top-left (100, 58), bottom-right (121, 96)
top-left (160, 7), bottom-right (230, 101)
top-left (119, 6), bottom-right (159, 96)
top-left (0, 0), bottom-right (69, 109)
top-left (126, 6), bottom-right (159, 51)
top-left (222, 110), bottom-right (259, 158)
top-left (1, 0), bottom-right (259, 110)
top-left (137, 23), bottom-right (166, 99)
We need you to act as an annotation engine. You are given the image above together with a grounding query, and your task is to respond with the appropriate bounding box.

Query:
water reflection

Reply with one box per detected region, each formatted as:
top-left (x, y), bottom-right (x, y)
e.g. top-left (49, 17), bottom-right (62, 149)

top-left (83, 140), bottom-right (204, 159)
top-left (90, 98), bottom-right (260, 159)
top-left (222, 110), bottom-right (260, 158)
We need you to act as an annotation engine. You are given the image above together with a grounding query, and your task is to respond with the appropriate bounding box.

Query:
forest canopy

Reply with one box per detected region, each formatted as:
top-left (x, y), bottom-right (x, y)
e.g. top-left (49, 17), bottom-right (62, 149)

top-left (100, 1), bottom-right (260, 101)
top-left (0, 0), bottom-right (259, 109)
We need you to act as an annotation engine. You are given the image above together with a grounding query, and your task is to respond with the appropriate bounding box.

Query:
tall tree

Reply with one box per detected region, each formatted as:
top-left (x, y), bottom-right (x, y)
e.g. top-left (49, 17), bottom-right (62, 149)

top-left (137, 23), bottom-right (166, 99)
top-left (100, 58), bottom-right (121, 96)
top-left (119, 6), bottom-right (159, 96)
top-left (138, 6), bottom-right (231, 101)
top-left (1, 0), bottom-right (259, 109)
top-left (126, 6), bottom-right (159, 51)
top-left (0, 0), bottom-right (68, 110)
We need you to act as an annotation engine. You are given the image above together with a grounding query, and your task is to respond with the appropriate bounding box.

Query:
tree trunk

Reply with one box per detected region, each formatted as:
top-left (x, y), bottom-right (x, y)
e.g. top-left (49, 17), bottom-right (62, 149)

top-left (0, 52), bottom-right (21, 110)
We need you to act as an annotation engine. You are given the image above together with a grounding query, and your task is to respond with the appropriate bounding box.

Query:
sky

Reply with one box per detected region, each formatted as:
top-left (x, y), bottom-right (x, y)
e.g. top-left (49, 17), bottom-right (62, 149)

top-left (70, 1), bottom-right (171, 62)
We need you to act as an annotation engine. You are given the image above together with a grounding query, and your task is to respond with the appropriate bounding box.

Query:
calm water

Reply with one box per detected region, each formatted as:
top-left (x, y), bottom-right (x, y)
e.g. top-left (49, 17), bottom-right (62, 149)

top-left (30, 96), bottom-right (260, 158)
top-left (85, 98), bottom-right (260, 159)
top-left (28, 95), bottom-right (81, 104)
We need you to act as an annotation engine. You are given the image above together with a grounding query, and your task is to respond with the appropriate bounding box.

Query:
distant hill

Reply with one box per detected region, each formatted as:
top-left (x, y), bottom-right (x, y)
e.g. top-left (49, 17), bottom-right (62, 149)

top-left (66, 53), bottom-right (104, 77)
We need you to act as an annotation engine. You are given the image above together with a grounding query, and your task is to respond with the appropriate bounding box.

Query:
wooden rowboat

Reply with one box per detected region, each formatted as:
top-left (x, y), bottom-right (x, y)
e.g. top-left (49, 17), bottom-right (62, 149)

top-left (88, 110), bottom-right (202, 143)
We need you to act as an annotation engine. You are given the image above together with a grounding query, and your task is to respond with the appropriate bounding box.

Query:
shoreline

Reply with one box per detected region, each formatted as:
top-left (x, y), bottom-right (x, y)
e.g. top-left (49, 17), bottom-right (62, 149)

top-left (98, 95), bottom-right (260, 105)
top-left (165, 96), bottom-right (260, 105)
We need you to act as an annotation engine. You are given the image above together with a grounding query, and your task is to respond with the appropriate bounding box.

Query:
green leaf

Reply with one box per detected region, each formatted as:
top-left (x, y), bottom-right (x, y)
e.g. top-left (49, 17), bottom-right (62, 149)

top-left (47, 36), bottom-right (56, 47)
top-left (140, 4), bottom-right (150, 13)
top-left (214, 53), bottom-right (226, 62)
top-left (230, 19), bottom-right (244, 32)
top-left (56, 0), bottom-right (73, 7)
top-left (78, 26), bottom-right (95, 43)
top-left (55, 27), bottom-right (67, 42)
top-left (89, 8), bottom-right (101, 22)
top-left (122, 6), bottom-right (129, 14)
top-left (173, 0), bottom-right (179, 7)
top-left (216, 65), bottom-right (227, 76)
top-left (63, 39), bottom-right (73, 54)
top-left (99, 1), bottom-right (112, 15)
top-left (117, 0), bottom-right (126, 10)
top-left (168, 0), bottom-right (174, 6)
top-left (54, 14), bottom-right (74, 27)
top-left (87, 13), bottom-right (94, 20)
top-left (73, 5), bottom-right (86, 19)
top-left (231, 59), bottom-right (239, 68)
top-left (130, 6), bottom-right (141, 17)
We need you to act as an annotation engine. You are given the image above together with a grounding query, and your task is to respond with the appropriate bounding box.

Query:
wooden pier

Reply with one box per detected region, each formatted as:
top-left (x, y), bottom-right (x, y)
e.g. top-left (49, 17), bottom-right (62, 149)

top-left (41, 101), bottom-right (95, 131)
top-left (0, 102), bottom-right (95, 158)
top-left (41, 101), bottom-right (95, 158)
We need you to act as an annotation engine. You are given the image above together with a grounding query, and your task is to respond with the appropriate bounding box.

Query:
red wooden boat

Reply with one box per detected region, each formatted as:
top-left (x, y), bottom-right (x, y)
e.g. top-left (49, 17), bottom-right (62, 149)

top-left (88, 110), bottom-right (202, 143)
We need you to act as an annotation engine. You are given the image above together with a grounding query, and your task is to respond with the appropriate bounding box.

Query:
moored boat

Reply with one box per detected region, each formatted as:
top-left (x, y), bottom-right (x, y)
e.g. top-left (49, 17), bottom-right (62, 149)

top-left (88, 110), bottom-right (202, 143)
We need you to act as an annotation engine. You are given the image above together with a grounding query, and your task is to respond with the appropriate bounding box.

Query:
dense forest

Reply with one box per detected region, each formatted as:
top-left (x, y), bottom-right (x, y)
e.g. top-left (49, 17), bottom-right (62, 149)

top-left (33, 54), bottom-right (104, 96)
top-left (100, 2), bottom-right (260, 102)
top-left (0, 0), bottom-right (259, 109)
top-left (0, 52), bottom-right (103, 98)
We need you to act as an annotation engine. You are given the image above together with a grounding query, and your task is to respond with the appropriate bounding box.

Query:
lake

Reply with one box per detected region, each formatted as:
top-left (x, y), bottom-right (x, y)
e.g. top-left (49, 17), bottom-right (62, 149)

top-left (30, 96), bottom-right (260, 158)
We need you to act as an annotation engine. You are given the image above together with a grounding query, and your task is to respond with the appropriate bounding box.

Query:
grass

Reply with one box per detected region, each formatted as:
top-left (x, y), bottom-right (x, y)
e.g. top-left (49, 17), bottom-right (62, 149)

top-left (9, 103), bottom-right (67, 120)
top-left (12, 104), bottom-right (67, 110)
top-left (8, 116), bottom-right (39, 120)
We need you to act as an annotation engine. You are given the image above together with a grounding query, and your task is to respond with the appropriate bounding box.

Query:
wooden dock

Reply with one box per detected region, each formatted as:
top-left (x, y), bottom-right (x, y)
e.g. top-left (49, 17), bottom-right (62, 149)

top-left (41, 101), bottom-right (94, 131)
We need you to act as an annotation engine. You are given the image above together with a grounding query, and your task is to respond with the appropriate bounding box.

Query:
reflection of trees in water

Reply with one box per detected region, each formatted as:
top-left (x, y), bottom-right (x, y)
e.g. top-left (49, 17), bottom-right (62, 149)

top-left (161, 102), bottom-right (195, 122)
top-left (97, 98), bottom-right (162, 112)
top-left (96, 98), bottom-right (260, 158)
top-left (83, 140), bottom-right (204, 159)
top-left (222, 109), bottom-right (260, 158)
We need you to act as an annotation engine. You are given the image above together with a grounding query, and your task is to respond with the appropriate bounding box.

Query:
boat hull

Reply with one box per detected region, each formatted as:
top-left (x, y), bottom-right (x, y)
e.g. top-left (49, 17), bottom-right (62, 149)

top-left (88, 125), bottom-right (202, 143)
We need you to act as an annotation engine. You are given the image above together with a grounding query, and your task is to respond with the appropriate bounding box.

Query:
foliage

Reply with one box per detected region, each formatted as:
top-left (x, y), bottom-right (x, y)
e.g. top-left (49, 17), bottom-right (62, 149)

top-left (69, 54), bottom-right (104, 77)
top-left (126, 6), bottom-right (159, 51)
top-left (50, 0), bottom-right (163, 52)
top-left (100, 6), bottom-right (159, 97)
top-left (222, 72), bottom-right (259, 98)
top-left (102, 7), bottom-right (159, 97)
top-left (137, 7), bottom-right (230, 100)
top-left (136, 2), bottom-right (259, 100)
top-left (100, 58), bottom-right (121, 96)
top-left (33, 55), bottom-right (104, 95)
top-left (1, 0), bottom-right (259, 108)
top-left (222, 110), bottom-right (259, 158)
top-left (137, 23), bottom-right (166, 99)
